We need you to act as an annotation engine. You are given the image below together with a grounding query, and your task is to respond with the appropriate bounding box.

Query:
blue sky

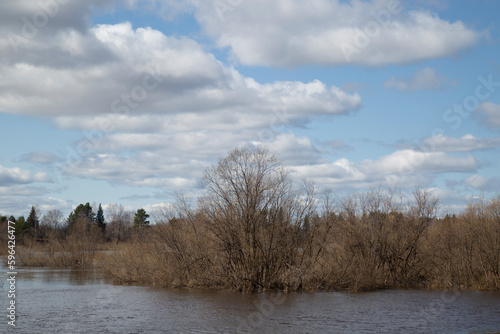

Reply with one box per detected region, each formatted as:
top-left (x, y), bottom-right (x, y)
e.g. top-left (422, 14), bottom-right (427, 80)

top-left (1, 0), bottom-right (500, 219)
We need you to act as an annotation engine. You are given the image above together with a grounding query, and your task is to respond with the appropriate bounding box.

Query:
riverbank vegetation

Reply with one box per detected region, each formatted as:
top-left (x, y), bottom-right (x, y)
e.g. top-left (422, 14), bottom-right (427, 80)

top-left (1, 147), bottom-right (499, 292)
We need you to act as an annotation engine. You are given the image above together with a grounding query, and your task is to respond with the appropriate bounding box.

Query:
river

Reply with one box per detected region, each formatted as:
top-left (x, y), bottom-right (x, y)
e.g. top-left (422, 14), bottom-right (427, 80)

top-left (1, 264), bottom-right (499, 333)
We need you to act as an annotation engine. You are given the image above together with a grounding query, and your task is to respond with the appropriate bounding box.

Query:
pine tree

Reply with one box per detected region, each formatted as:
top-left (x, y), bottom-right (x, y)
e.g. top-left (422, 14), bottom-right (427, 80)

top-left (14, 216), bottom-right (26, 234)
top-left (67, 203), bottom-right (96, 228)
top-left (96, 203), bottom-right (106, 233)
top-left (133, 208), bottom-right (150, 229)
top-left (26, 206), bottom-right (39, 238)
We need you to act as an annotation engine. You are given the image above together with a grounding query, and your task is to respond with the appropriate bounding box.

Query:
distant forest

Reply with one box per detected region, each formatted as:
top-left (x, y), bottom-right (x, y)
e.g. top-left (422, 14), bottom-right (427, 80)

top-left (1, 147), bottom-right (499, 292)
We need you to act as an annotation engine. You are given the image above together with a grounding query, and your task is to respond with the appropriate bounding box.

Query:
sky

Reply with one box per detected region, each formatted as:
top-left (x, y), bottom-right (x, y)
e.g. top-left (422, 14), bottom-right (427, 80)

top-left (1, 0), bottom-right (500, 219)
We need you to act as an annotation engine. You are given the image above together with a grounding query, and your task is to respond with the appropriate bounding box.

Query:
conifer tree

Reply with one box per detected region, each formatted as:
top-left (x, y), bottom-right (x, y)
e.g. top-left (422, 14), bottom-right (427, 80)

top-left (96, 203), bottom-right (106, 233)
top-left (26, 206), bottom-right (39, 237)
top-left (67, 202), bottom-right (96, 228)
top-left (14, 216), bottom-right (26, 234)
top-left (133, 208), bottom-right (150, 229)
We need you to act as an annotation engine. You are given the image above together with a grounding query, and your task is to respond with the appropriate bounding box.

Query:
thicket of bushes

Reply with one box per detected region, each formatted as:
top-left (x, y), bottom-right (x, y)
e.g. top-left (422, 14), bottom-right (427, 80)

top-left (99, 147), bottom-right (500, 291)
top-left (2, 146), bottom-right (499, 292)
top-left (11, 218), bottom-right (104, 267)
top-left (97, 190), bottom-right (500, 292)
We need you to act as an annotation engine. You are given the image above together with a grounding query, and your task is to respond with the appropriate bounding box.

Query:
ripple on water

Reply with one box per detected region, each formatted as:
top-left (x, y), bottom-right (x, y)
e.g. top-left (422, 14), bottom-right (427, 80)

top-left (3, 265), bottom-right (500, 334)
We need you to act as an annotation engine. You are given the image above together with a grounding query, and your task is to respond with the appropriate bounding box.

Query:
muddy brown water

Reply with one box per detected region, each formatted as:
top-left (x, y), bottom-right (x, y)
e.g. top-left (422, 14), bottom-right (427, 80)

top-left (1, 264), bottom-right (499, 333)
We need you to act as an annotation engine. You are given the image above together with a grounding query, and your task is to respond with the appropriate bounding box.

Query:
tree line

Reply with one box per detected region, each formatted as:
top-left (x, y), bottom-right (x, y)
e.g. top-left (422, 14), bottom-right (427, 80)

top-left (1, 204), bottom-right (152, 243)
top-left (1, 146), bottom-right (499, 291)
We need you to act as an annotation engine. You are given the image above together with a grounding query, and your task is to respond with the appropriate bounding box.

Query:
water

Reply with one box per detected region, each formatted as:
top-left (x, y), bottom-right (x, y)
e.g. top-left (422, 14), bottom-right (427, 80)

top-left (1, 264), bottom-right (499, 333)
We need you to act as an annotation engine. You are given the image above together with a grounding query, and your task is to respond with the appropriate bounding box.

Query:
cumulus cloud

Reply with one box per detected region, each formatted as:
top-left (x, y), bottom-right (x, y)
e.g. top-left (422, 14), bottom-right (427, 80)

top-left (193, 0), bottom-right (480, 67)
top-left (363, 150), bottom-right (477, 174)
top-left (476, 102), bottom-right (500, 129)
top-left (266, 133), bottom-right (324, 166)
top-left (0, 0), bottom-right (490, 215)
top-left (383, 67), bottom-right (457, 92)
top-left (292, 149), bottom-right (477, 190)
top-left (0, 10), bottom-right (361, 198)
top-left (0, 22), bottom-right (359, 122)
top-left (61, 150), bottom-right (205, 191)
top-left (0, 165), bottom-right (52, 185)
top-left (60, 131), bottom-right (326, 190)
top-left (0, 0), bottom-right (107, 36)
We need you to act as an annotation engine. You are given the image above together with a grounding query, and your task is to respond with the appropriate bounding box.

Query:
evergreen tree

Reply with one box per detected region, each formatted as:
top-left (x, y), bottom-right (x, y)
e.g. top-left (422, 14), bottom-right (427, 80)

top-left (67, 202), bottom-right (96, 228)
top-left (14, 216), bottom-right (26, 234)
top-left (26, 206), bottom-right (40, 237)
top-left (133, 208), bottom-right (150, 229)
top-left (96, 203), bottom-right (106, 233)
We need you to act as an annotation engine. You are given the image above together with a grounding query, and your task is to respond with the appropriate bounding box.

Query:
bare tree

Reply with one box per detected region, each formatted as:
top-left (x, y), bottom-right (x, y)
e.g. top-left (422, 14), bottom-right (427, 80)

top-left (41, 209), bottom-right (63, 229)
top-left (199, 146), bottom-right (317, 291)
top-left (105, 204), bottom-right (133, 242)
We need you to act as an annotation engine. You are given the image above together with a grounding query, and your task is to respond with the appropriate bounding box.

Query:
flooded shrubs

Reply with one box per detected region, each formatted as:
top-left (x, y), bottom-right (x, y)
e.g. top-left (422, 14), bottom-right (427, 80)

top-left (99, 147), bottom-right (500, 292)
top-left (426, 198), bottom-right (500, 290)
top-left (15, 217), bottom-right (102, 268)
top-left (7, 147), bottom-right (500, 292)
top-left (99, 187), bottom-right (500, 292)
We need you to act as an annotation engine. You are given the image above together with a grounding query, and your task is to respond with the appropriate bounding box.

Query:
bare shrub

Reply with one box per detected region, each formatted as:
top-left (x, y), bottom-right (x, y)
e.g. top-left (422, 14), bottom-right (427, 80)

top-left (427, 196), bottom-right (500, 289)
top-left (198, 146), bottom-right (318, 291)
top-left (16, 217), bottom-right (103, 268)
top-left (314, 188), bottom-right (439, 291)
top-left (105, 204), bottom-right (133, 243)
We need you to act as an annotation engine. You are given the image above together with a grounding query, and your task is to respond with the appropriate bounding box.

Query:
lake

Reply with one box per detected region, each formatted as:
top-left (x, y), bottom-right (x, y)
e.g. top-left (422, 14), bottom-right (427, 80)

top-left (1, 263), bottom-right (499, 333)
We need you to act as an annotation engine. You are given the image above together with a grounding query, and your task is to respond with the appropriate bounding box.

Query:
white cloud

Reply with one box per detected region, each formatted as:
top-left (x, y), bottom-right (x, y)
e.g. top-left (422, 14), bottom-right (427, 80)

top-left (292, 149), bottom-right (477, 190)
top-left (0, 0), bottom-right (492, 216)
top-left (0, 186), bottom-right (69, 217)
top-left (0, 22), bottom-right (359, 123)
top-left (0, 185), bottom-right (49, 197)
top-left (57, 124), bottom-right (479, 195)
top-left (61, 150), bottom-right (206, 190)
top-left (61, 131), bottom-right (326, 189)
top-left (476, 102), bottom-right (500, 129)
top-left (464, 174), bottom-right (489, 189)
top-left (0, 165), bottom-right (52, 185)
top-left (0, 1), bottom-right (107, 36)
top-left (464, 174), bottom-right (500, 191)
top-left (35, 197), bottom-right (73, 215)
top-left (383, 67), bottom-right (457, 92)
top-left (361, 150), bottom-right (477, 175)
top-left (193, 0), bottom-right (480, 67)
top-left (0, 16), bottom-right (361, 197)
top-left (266, 133), bottom-right (324, 166)
top-left (402, 133), bottom-right (500, 152)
